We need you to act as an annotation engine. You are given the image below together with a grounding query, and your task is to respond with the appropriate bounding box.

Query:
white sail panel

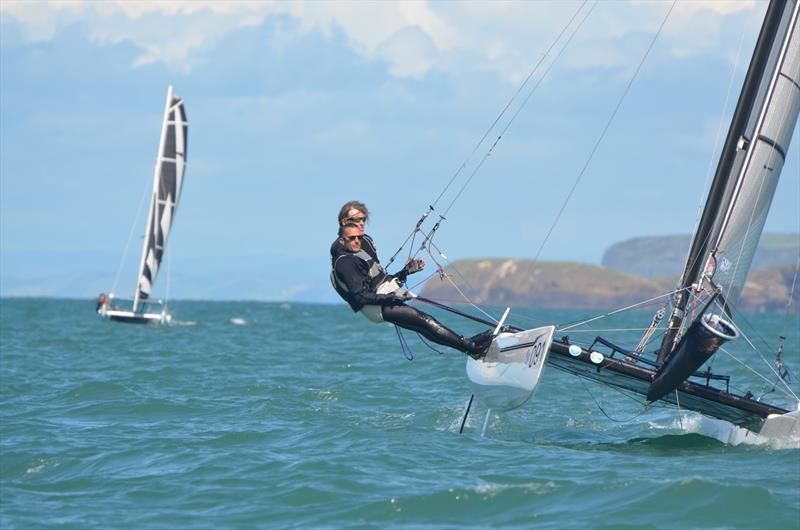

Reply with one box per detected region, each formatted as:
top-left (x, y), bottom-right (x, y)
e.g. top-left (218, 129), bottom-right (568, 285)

top-left (710, 9), bottom-right (799, 310)
top-left (711, 143), bottom-right (784, 308)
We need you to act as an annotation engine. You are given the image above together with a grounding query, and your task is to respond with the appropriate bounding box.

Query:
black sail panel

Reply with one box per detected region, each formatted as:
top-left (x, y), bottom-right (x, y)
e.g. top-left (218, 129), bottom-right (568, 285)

top-left (133, 86), bottom-right (189, 312)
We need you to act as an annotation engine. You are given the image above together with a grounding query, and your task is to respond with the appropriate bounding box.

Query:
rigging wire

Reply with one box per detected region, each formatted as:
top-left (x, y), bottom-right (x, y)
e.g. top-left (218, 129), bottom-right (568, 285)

top-left (717, 339), bottom-right (799, 402)
top-left (430, 0), bottom-right (592, 211)
top-left (558, 288), bottom-right (685, 332)
top-left (679, 13), bottom-right (754, 285)
top-left (384, 1), bottom-right (594, 271)
top-left (110, 177), bottom-right (152, 296)
top-left (700, 3), bottom-right (800, 342)
top-left (441, 0), bottom-right (599, 219)
top-left (779, 254), bottom-right (800, 358)
top-left (391, 1), bottom-right (677, 329)
top-left (574, 373), bottom-right (649, 423)
top-left (523, 0), bottom-right (677, 268)
top-left (557, 327), bottom-right (662, 333)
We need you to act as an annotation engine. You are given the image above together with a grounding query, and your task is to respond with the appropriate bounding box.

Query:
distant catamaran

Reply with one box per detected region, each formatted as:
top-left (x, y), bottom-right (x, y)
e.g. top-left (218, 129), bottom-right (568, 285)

top-left (97, 86), bottom-right (188, 325)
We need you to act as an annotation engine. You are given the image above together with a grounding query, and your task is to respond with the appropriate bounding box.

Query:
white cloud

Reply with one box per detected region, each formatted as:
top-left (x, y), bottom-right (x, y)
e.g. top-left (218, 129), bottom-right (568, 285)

top-left (1, 0), bottom-right (763, 78)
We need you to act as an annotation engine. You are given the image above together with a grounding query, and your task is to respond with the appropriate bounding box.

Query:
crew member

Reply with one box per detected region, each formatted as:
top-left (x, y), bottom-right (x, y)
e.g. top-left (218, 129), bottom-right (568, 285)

top-left (331, 223), bottom-right (489, 359)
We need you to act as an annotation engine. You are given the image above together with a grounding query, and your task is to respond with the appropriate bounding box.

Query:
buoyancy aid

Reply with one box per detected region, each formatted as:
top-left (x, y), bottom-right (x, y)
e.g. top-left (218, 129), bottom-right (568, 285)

top-left (331, 249), bottom-right (390, 308)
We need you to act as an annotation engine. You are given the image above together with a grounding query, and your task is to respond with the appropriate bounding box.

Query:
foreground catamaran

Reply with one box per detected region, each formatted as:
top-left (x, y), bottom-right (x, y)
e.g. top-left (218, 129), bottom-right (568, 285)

top-left (459, 0), bottom-right (800, 441)
top-left (380, 0), bottom-right (792, 442)
top-left (98, 86), bottom-right (188, 325)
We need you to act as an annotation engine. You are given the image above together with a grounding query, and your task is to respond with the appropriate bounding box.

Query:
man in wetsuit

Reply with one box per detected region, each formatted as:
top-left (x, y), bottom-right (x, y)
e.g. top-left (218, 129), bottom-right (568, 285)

top-left (331, 223), bottom-right (489, 359)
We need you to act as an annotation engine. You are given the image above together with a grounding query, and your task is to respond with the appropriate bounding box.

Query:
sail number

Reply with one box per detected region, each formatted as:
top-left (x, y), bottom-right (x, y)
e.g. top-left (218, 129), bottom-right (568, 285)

top-left (526, 333), bottom-right (547, 368)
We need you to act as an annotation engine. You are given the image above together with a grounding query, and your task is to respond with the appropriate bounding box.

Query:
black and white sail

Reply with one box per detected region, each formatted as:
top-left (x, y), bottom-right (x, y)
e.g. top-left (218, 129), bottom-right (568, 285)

top-left (647, 0), bottom-right (799, 402)
top-left (132, 86), bottom-right (189, 313)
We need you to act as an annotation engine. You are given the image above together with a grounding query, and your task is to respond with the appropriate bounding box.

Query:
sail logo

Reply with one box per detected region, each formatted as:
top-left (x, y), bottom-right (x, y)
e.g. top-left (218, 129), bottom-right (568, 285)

top-left (720, 256), bottom-right (731, 272)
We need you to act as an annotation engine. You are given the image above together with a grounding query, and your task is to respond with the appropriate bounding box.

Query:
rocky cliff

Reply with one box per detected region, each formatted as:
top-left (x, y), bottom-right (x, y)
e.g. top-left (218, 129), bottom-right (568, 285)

top-left (602, 233), bottom-right (799, 278)
top-left (420, 259), bottom-right (798, 313)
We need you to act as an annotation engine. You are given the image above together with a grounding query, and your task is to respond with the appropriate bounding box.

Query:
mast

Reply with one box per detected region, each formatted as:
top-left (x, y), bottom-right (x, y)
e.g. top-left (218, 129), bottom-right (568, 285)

top-left (647, 0), bottom-right (799, 402)
top-left (656, 0), bottom-right (798, 363)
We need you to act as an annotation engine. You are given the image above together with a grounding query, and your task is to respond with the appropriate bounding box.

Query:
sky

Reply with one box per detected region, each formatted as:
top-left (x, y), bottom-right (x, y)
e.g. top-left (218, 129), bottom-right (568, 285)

top-left (1, 0), bottom-right (798, 303)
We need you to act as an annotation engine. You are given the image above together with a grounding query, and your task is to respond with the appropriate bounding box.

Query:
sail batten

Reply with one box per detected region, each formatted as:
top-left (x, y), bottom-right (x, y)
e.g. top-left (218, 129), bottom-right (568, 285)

top-left (132, 86), bottom-right (189, 312)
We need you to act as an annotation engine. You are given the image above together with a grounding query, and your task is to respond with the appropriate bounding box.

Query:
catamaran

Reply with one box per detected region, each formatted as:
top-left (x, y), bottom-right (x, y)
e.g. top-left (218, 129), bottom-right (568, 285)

top-left (388, 0), bottom-right (799, 443)
top-left (98, 86), bottom-right (188, 325)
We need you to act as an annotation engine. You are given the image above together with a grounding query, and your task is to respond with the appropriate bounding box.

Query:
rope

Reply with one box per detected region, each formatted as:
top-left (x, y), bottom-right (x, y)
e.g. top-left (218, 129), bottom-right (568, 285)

top-left (416, 334), bottom-right (448, 356)
top-left (575, 374), bottom-right (649, 423)
top-left (110, 177), bottom-right (151, 296)
top-left (558, 288), bottom-right (685, 332)
top-left (385, 2), bottom-right (594, 270)
top-left (717, 340), bottom-right (798, 402)
top-left (681, 14), bottom-right (754, 282)
top-left (394, 325), bottom-right (414, 361)
top-left (780, 253), bottom-right (800, 343)
top-left (441, 0), bottom-right (599, 219)
top-left (521, 0), bottom-right (677, 270)
top-left (431, 0), bottom-right (592, 211)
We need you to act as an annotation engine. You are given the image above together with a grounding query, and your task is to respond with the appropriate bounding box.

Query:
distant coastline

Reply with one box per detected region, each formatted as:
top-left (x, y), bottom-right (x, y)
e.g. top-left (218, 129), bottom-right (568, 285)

top-left (2, 234), bottom-right (797, 308)
top-left (420, 260), bottom-right (798, 313)
top-left (421, 234), bottom-right (800, 313)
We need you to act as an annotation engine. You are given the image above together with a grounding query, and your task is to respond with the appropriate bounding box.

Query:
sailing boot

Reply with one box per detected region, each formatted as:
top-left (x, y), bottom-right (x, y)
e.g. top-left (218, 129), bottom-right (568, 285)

top-left (468, 329), bottom-right (494, 348)
top-left (462, 336), bottom-right (490, 360)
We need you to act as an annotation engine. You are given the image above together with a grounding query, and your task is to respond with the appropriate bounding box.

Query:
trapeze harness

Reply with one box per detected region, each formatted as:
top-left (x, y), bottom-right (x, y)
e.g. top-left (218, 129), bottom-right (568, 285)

top-left (331, 249), bottom-right (407, 323)
top-left (330, 249), bottom-right (483, 356)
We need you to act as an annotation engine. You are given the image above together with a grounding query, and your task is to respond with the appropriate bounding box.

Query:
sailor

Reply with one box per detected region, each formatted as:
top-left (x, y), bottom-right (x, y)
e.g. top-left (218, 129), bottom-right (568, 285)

top-left (331, 222), bottom-right (490, 359)
top-left (95, 293), bottom-right (109, 313)
top-left (330, 200), bottom-right (377, 264)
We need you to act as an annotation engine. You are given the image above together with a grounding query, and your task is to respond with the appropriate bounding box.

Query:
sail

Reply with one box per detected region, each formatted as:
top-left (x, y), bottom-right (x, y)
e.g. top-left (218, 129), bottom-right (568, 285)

top-left (709, 4), bottom-right (800, 310)
top-left (649, 0), bottom-right (799, 402)
top-left (132, 86), bottom-right (189, 312)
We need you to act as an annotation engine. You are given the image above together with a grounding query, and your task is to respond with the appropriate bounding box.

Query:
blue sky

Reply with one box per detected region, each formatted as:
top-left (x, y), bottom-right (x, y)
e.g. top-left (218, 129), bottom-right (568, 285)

top-left (1, 0), bottom-right (798, 303)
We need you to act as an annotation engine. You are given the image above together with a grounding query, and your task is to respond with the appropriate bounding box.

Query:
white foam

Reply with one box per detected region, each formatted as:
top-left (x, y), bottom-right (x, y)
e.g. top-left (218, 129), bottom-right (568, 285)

top-left (665, 412), bottom-right (800, 449)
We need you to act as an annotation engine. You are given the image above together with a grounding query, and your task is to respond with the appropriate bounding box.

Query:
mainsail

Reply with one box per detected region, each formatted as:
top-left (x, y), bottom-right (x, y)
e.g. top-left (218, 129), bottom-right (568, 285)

top-left (132, 86), bottom-right (189, 312)
top-left (649, 0), bottom-right (799, 402)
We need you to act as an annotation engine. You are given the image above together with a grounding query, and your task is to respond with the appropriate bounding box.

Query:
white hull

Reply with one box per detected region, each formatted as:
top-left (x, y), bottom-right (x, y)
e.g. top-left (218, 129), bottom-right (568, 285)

top-left (466, 325), bottom-right (554, 412)
top-left (99, 307), bottom-right (171, 325)
top-left (758, 409), bottom-right (800, 440)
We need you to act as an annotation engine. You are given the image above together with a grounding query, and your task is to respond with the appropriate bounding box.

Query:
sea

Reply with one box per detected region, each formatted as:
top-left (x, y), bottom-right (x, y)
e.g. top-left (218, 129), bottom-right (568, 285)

top-left (1, 298), bottom-right (799, 529)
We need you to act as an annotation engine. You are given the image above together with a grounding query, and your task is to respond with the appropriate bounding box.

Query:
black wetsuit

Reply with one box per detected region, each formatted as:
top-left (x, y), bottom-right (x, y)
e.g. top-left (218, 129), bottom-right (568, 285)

top-left (330, 236), bottom-right (485, 357)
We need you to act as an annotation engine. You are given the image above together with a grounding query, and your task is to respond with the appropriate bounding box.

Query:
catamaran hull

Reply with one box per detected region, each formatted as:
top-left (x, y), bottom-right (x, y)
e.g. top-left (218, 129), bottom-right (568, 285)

top-left (546, 339), bottom-right (788, 433)
top-left (759, 410), bottom-right (800, 439)
top-left (466, 326), bottom-right (554, 412)
top-left (647, 314), bottom-right (739, 403)
top-left (100, 309), bottom-right (171, 325)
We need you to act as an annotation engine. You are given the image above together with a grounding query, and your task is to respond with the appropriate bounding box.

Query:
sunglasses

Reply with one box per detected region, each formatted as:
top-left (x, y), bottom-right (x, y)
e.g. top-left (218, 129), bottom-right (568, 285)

top-left (346, 216), bottom-right (367, 223)
top-left (344, 234), bottom-right (364, 242)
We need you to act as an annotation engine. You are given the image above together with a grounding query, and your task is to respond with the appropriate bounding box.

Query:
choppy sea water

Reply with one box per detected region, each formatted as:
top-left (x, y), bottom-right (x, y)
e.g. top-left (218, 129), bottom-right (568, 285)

top-left (1, 298), bottom-right (799, 529)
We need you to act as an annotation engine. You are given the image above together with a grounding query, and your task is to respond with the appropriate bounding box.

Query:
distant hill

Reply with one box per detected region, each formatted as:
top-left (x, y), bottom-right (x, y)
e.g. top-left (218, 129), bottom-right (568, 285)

top-left (420, 259), bottom-right (799, 312)
top-left (601, 233), bottom-right (799, 278)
